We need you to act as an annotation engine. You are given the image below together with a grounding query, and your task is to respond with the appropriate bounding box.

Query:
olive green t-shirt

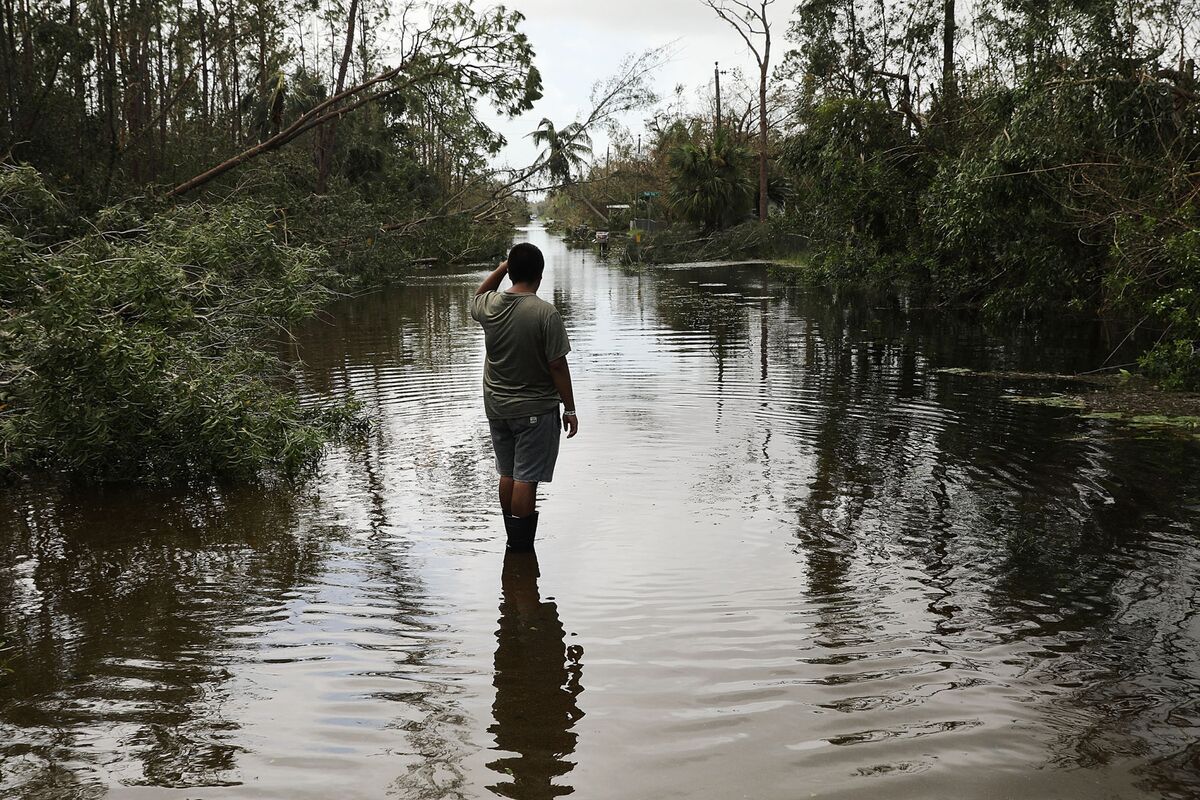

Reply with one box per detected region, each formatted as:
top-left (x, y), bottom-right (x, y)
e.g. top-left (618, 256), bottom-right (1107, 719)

top-left (470, 290), bottom-right (571, 420)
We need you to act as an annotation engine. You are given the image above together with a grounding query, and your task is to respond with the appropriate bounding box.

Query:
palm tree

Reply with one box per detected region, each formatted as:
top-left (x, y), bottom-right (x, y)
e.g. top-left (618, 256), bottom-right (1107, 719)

top-left (529, 118), bottom-right (592, 186)
top-left (667, 129), bottom-right (755, 232)
top-left (530, 118), bottom-right (609, 224)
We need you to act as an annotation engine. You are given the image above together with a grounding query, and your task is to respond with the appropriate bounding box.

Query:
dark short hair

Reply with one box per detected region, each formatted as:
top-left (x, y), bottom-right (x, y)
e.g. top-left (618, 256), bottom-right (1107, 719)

top-left (507, 242), bottom-right (544, 283)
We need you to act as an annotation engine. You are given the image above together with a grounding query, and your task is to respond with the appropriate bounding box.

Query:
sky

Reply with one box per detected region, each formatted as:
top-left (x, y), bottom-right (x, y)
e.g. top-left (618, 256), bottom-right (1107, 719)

top-left (475, 0), bottom-right (774, 171)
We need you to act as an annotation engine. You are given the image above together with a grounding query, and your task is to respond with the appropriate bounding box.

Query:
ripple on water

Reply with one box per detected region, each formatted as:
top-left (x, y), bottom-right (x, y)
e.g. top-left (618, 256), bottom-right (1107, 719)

top-left (2, 227), bottom-right (1200, 799)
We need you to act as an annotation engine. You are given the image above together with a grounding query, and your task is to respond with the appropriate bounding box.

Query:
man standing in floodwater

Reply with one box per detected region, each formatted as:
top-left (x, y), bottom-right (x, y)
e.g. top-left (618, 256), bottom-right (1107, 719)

top-left (471, 242), bottom-right (579, 551)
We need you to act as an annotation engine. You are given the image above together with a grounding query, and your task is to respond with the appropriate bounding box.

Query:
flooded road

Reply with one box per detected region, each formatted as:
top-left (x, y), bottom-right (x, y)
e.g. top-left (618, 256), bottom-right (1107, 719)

top-left (2, 224), bottom-right (1200, 799)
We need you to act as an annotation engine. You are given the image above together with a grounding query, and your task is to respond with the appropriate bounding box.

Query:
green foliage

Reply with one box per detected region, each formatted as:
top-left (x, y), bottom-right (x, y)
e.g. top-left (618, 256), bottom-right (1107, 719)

top-left (530, 119), bottom-right (593, 185)
top-left (1134, 263), bottom-right (1200, 390)
top-left (0, 0), bottom-right (549, 485)
top-left (242, 173), bottom-right (512, 290)
top-left (0, 169), bottom-right (348, 482)
top-left (1, 0), bottom-right (542, 290)
top-left (634, 218), bottom-right (803, 264)
top-left (667, 129), bottom-right (756, 232)
top-left (1140, 339), bottom-right (1200, 390)
top-left (540, 191), bottom-right (591, 233)
top-left (539, 0), bottom-right (1200, 388)
top-left (0, 164), bottom-right (73, 240)
top-left (1107, 217), bottom-right (1200, 390)
top-left (786, 0), bottom-right (940, 104)
top-left (774, 0), bottom-right (1200, 387)
top-left (781, 98), bottom-right (923, 275)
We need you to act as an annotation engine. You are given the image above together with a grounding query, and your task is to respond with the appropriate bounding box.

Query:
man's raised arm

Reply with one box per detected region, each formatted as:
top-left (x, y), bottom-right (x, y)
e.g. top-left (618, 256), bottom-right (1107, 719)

top-left (476, 260), bottom-right (509, 296)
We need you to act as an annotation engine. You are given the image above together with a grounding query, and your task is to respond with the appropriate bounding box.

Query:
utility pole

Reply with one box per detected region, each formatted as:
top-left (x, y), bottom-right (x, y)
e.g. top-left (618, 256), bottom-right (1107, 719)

top-left (714, 61), bottom-right (722, 133)
top-left (704, 0), bottom-right (774, 222)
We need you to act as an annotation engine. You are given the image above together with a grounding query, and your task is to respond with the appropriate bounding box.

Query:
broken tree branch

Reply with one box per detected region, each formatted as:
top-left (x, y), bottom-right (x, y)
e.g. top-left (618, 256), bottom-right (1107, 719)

top-left (166, 61), bottom-right (438, 198)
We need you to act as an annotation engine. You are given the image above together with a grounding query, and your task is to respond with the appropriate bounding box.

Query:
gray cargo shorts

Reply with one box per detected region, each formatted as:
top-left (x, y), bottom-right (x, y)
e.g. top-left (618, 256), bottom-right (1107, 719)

top-left (489, 410), bottom-right (561, 483)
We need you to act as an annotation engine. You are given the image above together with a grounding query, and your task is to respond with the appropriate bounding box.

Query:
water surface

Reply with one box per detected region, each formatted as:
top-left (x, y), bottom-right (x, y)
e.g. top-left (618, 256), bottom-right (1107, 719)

top-left (2, 225), bottom-right (1199, 799)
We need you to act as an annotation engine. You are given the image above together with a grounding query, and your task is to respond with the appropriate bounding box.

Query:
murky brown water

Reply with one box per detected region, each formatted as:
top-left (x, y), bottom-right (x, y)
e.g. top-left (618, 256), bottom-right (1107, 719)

top-left (3, 225), bottom-right (1200, 799)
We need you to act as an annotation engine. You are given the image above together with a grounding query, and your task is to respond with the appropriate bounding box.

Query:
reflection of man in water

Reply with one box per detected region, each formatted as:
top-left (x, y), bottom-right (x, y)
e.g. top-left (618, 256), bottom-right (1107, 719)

top-left (472, 243), bottom-right (578, 551)
top-left (488, 551), bottom-right (584, 799)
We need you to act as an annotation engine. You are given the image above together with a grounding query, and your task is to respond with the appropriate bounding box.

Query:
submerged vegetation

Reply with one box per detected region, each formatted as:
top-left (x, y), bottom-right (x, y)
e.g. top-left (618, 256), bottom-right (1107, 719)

top-left (547, 0), bottom-right (1200, 389)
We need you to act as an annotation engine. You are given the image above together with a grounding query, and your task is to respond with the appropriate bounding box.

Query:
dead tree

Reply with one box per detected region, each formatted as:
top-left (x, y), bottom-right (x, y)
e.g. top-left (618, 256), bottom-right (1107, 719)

top-left (704, 0), bottom-right (775, 222)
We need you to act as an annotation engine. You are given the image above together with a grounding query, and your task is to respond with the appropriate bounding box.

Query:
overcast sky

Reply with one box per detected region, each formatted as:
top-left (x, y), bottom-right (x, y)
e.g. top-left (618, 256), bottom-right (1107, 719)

top-left (476, 0), bottom-right (772, 170)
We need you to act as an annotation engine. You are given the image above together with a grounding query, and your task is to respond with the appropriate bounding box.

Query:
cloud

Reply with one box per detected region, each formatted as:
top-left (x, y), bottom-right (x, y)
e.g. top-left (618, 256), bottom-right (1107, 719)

top-left (506, 0), bottom-right (738, 37)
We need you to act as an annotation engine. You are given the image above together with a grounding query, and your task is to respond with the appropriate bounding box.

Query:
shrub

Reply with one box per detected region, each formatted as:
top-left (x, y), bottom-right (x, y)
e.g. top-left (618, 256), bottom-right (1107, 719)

top-left (667, 129), bottom-right (756, 232)
top-left (0, 169), bottom-right (350, 482)
top-left (780, 98), bottom-right (925, 267)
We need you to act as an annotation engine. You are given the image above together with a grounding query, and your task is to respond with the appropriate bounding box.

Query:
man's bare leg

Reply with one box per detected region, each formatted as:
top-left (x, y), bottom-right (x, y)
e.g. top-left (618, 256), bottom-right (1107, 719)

top-left (499, 476), bottom-right (514, 516)
top-left (511, 480), bottom-right (537, 518)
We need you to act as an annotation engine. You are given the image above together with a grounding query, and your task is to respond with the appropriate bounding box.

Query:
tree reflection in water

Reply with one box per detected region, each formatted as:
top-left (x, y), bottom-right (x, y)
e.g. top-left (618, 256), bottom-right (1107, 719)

top-left (0, 482), bottom-right (331, 793)
top-left (487, 551), bottom-right (584, 799)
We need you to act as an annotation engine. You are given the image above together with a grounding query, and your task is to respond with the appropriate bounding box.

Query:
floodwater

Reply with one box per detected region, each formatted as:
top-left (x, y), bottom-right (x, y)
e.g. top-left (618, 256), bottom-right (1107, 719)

top-left (2, 224), bottom-right (1200, 800)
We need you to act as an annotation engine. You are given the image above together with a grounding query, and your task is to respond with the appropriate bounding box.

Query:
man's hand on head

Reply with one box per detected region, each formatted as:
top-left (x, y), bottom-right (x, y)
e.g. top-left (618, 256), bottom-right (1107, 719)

top-left (475, 259), bottom-right (509, 295)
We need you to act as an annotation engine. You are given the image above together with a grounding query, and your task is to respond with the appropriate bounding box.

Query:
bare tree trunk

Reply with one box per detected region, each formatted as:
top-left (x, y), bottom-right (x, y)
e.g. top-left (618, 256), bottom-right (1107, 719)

top-left (942, 0), bottom-right (956, 125)
top-left (256, 1), bottom-right (265, 89)
top-left (757, 2), bottom-right (770, 222)
top-left (357, 0), bottom-right (368, 79)
top-left (103, 0), bottom-right (119, 186)
top-left (126, 0), bottom-right (145, 183)
top-left (315, 0), bottom-right (358, 194)
top-left (0, 0), bottom-right (13, 139)
top-left (230, 0), bottom-right (239, 145)
top-left (703, 0), bottom-right (773, 222)
top-left (197, 0), bottom-right (208, 125)
top-left (757, 78), bottom-right (768, 220)
top-left (155, 3), bottom-right (166, 179)
top-left (212, 0), bottom-right (227, 123)
top-left (69, 0), bottom-right (84, 151)
top-left (13, 0), bottom-right (32, 137)
top-left (17, 0), bottom-right (30, 97)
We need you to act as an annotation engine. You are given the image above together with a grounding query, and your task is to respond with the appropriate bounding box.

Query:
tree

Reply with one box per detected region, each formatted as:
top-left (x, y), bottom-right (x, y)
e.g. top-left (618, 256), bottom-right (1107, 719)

top-left (942, 0), bottom-right (956, 117)
top-left (667, 128), bottom-right (755, 232)
top-left (529, 118), bottom-right (592, 185)
top-left (529, 118), bottom-right (615, 224)
top-left (167, 2), bottom-right (542, 197)
top-left (315, 0), bottom-right (361, 194)
top-left (380, 45), bottom-right (671, 233)
top-left (704, 0), bottom-right (775, 221)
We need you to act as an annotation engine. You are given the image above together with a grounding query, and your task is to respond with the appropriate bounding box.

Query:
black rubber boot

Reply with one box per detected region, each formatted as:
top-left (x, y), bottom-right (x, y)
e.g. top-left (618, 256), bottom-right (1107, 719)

top-left (504, 511), bottom-right (539, 551)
